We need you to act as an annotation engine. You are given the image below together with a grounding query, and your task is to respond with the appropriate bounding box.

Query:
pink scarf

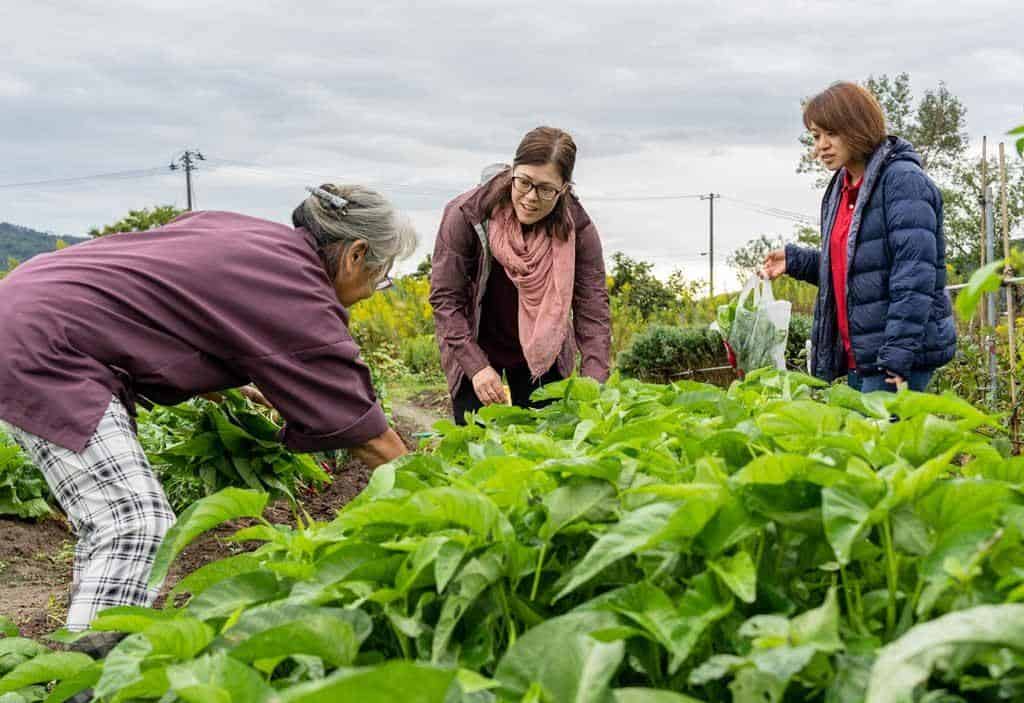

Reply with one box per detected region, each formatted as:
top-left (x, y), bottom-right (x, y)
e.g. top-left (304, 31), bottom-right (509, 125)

top-left (488, 205), bottom-right (576, 379)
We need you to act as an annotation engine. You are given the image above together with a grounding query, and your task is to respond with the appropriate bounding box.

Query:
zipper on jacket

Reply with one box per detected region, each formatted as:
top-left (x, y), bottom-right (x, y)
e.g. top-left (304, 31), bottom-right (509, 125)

top-left (472, 221), bottom-right (491, 339)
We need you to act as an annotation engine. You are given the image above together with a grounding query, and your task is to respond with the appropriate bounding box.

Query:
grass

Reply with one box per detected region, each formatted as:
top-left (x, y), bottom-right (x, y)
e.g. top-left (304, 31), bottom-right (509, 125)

top-left (385, 375), bottom-right (448, 403)
top-left (32, 539), bottom-right (74, 566)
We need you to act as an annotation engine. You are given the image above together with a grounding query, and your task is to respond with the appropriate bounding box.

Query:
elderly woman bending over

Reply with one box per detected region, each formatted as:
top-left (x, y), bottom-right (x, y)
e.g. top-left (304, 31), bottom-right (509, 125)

top-left (0, 184), bottom-right (415, 636)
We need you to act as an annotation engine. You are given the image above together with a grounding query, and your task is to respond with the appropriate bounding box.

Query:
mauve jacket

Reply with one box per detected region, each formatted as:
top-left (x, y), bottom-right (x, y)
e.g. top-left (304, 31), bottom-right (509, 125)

top-left (429, 181), bottom-right (612, 397)
top-left (0, 211), bottom-right (387, 453)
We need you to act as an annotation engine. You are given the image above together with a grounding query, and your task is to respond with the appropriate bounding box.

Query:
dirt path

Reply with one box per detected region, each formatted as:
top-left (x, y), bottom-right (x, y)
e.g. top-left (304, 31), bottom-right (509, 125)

top-left (391, 398), bottom-right (446, 435)
top-left (0, 396), bottom-right (449, 640)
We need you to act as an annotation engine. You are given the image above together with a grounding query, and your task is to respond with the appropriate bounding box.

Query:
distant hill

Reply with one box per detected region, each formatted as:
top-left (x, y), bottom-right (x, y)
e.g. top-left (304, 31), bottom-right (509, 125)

top-left (0, 222), bottom-right (85, 262)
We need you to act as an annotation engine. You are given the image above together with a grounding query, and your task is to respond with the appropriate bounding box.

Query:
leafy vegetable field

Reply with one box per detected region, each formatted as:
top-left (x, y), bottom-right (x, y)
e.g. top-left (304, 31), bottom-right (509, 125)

top-left (4, 371), bottom-right (1024, 702)
top-left (1, 391), bottom-right (334, 519)
top-left (138, 391), bottom-right (331, 513)
top-left (0, 428), bottom-right (51, 520)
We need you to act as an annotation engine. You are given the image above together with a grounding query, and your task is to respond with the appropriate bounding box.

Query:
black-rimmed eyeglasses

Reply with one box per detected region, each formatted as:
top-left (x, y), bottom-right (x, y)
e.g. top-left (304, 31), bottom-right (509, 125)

top-left (511, 175), bottom-right (566, 202)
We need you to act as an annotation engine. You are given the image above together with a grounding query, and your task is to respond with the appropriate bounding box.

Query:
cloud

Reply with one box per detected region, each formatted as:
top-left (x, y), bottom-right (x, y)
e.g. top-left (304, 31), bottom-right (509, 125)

top-left (1, 0), bottom-right (1021, 290)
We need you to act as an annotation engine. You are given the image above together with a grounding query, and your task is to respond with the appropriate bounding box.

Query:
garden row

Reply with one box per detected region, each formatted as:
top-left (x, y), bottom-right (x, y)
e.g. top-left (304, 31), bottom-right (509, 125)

top-left (2, 371), bottom-right (1023, 702)
top-left (1, 391), bottom-right (337, 521)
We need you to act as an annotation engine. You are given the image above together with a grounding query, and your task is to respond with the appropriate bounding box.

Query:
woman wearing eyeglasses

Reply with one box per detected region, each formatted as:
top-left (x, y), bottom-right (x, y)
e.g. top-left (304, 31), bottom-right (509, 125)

top-left (0, 184), bottom-right (413, 637)
top-left (430, 126), bottom-right (611, 423)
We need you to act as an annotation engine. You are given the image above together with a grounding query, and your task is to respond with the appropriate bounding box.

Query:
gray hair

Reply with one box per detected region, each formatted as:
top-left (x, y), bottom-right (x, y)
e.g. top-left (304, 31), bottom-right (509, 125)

top-left (292, 183), bottom-right (418, 279)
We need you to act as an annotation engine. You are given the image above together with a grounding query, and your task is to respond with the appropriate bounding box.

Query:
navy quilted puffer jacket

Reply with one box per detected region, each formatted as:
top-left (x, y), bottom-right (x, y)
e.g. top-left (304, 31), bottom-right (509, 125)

top-left (785, 136), bottom-right (956, 382)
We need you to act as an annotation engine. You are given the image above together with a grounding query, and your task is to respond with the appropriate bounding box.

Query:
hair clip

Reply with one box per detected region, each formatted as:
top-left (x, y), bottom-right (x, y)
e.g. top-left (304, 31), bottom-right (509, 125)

top-left (306, 185), bottom-right (349, 215)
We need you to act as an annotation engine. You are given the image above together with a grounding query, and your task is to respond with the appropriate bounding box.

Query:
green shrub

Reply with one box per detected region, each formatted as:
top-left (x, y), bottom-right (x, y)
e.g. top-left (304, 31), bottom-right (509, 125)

top-left (350, 277), bottom-right (434, 352)
top-left (618, 313), bottom-right (813, 383)
top-left (787, 312), bottom-right (813, 370)
top-left (400, 334), bottom-right (443, 379)
top-left (617, 325), bottom-right (726, 383)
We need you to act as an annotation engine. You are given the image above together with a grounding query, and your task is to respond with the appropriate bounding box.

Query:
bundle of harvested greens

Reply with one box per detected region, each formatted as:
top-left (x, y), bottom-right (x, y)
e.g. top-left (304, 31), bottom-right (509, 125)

top-left (712, 275), bottom-right (791, 375)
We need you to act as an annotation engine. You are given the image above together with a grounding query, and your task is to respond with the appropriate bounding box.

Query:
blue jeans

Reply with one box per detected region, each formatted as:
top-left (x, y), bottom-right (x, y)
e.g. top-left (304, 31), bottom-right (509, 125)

top-left (847, 369), bottom-right (933, 393)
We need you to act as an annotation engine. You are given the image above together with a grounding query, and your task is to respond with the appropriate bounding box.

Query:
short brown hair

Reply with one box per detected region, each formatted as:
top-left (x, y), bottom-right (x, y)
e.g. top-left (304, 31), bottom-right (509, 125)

top-left (481, 126), bottom-right (578, 241)
top-left (803, 82), bottom-right (887, 160)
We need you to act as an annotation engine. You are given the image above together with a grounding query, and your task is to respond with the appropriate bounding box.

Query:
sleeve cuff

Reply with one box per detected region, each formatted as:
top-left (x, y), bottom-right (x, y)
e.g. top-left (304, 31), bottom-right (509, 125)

top-left (784, 244), bottom-right (800, 274)
top-left (281, 402), bottom-right (389, 453)
top-left (459, 344), bottom-right (491, 381)
top-left (876, 351), bottom-right (912, 381)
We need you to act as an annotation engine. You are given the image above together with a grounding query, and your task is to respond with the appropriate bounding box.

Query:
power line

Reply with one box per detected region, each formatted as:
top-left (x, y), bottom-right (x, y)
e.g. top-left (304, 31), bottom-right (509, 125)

top-left (719, 195), bottom-right (819, 226)
top-left (203, 158), bottom-right (458, 197)
top-left (584, 193), bottom-right (705, 202)
top-left (582, 191), bottom-right (818, 227)
top-left (0, 167), bottom-right (170, 190)
top-left (201, 163), bottom-right (810, 274)
top-left (0, 157), bottom-right (822, 237)
top-left (727, 206), bottom-right (812, 226)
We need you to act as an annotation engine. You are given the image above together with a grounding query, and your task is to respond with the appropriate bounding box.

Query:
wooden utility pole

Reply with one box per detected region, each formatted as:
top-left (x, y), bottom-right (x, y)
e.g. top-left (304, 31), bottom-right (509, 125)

top-left (701, 193), bottom-right (719, 297)
top-left (170, 150), bottom-right (205, 211)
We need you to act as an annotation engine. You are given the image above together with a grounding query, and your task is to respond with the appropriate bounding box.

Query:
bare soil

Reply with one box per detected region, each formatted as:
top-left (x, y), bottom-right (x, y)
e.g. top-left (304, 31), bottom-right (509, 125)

top-left (404, 389), bottom-right (452, 417)
top-left (0, 516), bottom-right (75, 637)
top-left (0, 411), bottom-right (442, 640)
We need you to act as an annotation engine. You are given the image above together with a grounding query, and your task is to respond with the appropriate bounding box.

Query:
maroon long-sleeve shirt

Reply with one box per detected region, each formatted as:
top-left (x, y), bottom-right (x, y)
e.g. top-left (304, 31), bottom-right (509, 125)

top-left (0, 211), bottom-right (387, 453)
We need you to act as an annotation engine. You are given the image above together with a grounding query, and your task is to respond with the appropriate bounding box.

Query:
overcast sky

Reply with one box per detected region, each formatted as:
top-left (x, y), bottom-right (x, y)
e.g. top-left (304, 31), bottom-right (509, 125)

top-left (2, 0), bottom-right (1021, 291)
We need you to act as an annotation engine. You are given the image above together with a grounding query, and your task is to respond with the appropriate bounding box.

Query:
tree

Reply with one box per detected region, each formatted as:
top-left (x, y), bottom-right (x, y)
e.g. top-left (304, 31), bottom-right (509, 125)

top-left (609, 251), bottom-right (653, 297)
top-left (793, 224), bottom-right (820, 248)
top-left (0, 222), bottom-right (75, 260)
top-left (409, 253), bottom-right (432, 279)
top-left (908, 81), bottom-right (970, 175)
top-left (943, 156), bottom-right (1024, 277)
top-left (797, 73), bottom-right (968, 186)
top-left (666, 269), bottom-right (702, 304)
top-left (0, 257), bottom-right (17, 280)
top-left (728, 225), bottom-right (820, 279)
top-left (727, 234), bottom-right (784, 280)
top-left (89, 205), bottom-right (184, 237)
top-left (608, 252), bottom-right (679, 320)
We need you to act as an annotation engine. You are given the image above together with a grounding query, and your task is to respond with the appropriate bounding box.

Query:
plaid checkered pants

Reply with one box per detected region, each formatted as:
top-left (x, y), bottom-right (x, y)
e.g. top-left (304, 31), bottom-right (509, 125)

top-left (3, 397), bottom-right (175, 631)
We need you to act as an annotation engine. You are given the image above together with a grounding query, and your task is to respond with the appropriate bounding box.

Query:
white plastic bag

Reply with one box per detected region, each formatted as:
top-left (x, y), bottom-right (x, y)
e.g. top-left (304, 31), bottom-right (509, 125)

top-left (711, 275), bottom-right (791, 374)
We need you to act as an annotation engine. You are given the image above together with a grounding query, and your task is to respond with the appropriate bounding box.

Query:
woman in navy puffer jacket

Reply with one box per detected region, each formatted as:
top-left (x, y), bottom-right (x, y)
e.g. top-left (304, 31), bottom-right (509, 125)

top-left (763, 82), bottom-right (956, 392)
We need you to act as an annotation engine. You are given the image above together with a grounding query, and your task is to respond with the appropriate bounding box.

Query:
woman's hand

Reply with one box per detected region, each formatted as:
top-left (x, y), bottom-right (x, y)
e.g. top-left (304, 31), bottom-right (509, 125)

top-left (351, 427), bottom-right (408, 469)
top-left (239, 385), bottom-right (271, 408)
top-left (200, 385), bottom-right (271, 408)
top-left (884, 371), bottom-right (906, 389)
top-left (472, 366), bottom-right (507, 405)
top-left (761, 249), bottom-right (787, 280)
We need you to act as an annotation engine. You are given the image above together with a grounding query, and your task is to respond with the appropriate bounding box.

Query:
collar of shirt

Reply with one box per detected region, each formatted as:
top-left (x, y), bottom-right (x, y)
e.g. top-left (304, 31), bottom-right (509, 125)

top-left (841, 168), bottom-right (863, 209)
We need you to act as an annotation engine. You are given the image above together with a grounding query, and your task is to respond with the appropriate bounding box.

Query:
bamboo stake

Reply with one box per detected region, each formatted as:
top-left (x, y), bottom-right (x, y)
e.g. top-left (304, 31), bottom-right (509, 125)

top-left (981, 137), bottom-right (989, 326)
top-left (1000, 143), bottom-right (1018, 423)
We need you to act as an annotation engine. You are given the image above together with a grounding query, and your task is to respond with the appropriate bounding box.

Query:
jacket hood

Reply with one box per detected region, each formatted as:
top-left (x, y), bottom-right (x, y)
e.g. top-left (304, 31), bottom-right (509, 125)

top-left (881, 135), bottom-right (923, 167)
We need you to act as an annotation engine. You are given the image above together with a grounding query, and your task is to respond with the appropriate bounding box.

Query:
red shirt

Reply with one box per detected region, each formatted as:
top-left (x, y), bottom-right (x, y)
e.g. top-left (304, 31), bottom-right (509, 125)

top-left (829, 170), bottom-right (862, 370)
